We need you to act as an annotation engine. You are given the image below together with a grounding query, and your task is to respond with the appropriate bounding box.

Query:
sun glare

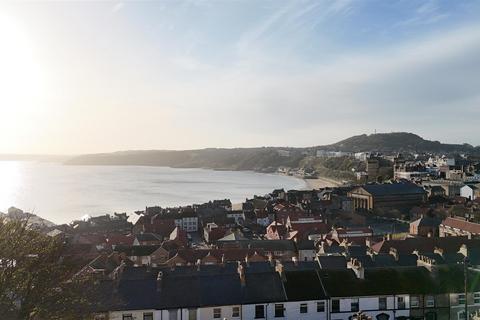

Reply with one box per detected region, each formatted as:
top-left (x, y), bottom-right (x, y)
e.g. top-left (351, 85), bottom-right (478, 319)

top-left (0, 14), bottom-right (46, 121)
top-left (0, 161), bottom-right (21, 213)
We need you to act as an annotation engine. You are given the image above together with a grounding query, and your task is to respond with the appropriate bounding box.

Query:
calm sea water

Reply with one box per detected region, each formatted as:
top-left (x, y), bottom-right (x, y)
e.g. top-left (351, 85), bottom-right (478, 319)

top-left (0, 161), bottom-right (306, 224)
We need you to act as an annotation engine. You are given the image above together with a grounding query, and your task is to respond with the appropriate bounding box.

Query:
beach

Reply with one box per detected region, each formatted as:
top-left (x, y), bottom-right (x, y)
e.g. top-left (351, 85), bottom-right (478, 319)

top-left (302, 176), bottom-right (342, 189)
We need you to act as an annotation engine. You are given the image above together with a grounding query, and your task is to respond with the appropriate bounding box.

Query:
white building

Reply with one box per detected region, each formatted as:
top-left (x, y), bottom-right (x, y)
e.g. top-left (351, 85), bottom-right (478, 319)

top-left (174, 215), bottom-right (198, 232)
top-left (460, 184), bottom-right (480, 200)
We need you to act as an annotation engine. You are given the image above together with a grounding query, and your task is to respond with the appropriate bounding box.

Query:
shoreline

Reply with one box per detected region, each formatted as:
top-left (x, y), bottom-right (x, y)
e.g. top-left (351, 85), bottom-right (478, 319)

top-left (301, 176), bottom-right (342, 189)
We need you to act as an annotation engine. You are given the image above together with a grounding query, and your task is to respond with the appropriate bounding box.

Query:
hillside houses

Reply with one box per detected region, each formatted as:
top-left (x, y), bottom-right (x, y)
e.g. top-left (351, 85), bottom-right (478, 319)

top-left (93, 261), bottom-right (480, 320)
top-left (26, 177), bottom-right (480, 320)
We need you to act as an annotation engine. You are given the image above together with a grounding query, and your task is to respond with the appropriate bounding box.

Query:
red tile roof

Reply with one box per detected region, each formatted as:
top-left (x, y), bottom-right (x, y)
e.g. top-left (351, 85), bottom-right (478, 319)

top-left (441, 217), bottom-right (480, 234)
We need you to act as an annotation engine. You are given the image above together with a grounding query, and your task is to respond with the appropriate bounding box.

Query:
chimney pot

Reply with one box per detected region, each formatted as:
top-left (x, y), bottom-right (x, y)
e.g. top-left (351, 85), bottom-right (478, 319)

top-left (156, 271), bottom-right (163, 292)
top-left (275, 260), bottom-right (286, 282)
top-left (237, 262), bottom-right (246, 287)
top-left (292, 256), bottom-right (298, 266)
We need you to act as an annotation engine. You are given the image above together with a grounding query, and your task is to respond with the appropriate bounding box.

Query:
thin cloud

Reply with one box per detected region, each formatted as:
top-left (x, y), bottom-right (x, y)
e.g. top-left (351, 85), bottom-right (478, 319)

top-left (112, 2), bottom-right (124, 13)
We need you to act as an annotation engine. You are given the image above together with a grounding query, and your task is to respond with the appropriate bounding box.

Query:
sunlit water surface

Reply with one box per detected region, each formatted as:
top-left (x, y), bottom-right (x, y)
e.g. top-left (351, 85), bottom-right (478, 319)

top-left (0, 161), bottom-right (305, 224)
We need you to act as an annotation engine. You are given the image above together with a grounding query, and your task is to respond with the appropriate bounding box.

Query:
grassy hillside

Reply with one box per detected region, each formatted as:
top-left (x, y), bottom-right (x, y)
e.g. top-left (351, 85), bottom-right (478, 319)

top-left (324, 132), bottom-right (478, 153)
top-left (65, 132), bottom-right (478, 179)
top-left (65, 148), bottom-right (305, 172)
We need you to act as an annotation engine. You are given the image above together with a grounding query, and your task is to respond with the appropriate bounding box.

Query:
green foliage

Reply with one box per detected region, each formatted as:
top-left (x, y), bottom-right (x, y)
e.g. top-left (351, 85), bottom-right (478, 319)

top-left (300, 156), bottom-right (362, 181)
top-left (327, 132), bottom-right (478, 154)
top-left (0, 218), bottom-right (95, 320)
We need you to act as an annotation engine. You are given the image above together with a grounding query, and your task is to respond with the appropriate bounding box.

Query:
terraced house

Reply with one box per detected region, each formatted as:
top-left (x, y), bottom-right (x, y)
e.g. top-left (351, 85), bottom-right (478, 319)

top-left (93, 261), bottom-right (480, 320)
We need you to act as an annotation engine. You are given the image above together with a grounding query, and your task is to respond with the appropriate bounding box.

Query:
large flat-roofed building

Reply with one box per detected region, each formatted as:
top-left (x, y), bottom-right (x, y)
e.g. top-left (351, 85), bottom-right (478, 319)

top-left (348, 182), bottom-right (426, 210)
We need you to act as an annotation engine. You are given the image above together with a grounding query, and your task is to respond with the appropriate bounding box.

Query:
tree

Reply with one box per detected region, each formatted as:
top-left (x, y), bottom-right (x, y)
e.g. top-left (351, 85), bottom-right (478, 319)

top-left (0, 217), bottom-right (97, 319)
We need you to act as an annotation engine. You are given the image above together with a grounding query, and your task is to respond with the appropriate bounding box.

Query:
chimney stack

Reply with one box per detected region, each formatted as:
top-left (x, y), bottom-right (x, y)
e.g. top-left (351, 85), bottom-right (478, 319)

top-left (389, 247), bottom-right (399, 261)
top-left (458, 244), bottom-right (468, 257)
top-left (347, 258), bottom-right (365, 279)
top-left (196, 259), bottom-right (201, 271)
top-left (268, 252), bottom-right (274, 267)
top-left (156, 271), bottom-right (163, 292)
top-left (237, 262), bottom-right (246, 287)
top-left (434, 247), bottom-right (444, 257)
top-left (275, 260), bottom-right (286, 282)
top-left (112, 261), bottom-right (126, 294)
top-left (292, 256), bottom-right (298, 267)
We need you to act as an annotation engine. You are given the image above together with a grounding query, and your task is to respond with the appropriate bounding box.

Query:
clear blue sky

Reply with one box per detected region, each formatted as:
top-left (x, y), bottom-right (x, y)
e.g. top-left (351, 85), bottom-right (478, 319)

top-left (1, 0), bottom-right (479, 153)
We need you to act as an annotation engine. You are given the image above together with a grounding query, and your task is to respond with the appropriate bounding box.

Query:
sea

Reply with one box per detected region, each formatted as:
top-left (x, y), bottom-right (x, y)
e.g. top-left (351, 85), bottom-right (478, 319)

top-left (0, 161), bottom-right (306, 224)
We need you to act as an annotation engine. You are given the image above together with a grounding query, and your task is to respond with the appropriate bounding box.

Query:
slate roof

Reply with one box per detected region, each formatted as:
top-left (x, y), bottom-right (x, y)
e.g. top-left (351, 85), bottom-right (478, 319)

top-left (361, 182), bottom-right (425, 196)
top-left (345, 245), bottom-right (368, 258)
top-left (410, 216), bottom-right (441, 228)
top-left (283, 270), bottom-right (327, 301)
top-left (135, 233), bottom-right (162, 242)
top-left (318, 267), bottom-right (437, 297)
top-left (282, 260), bottom-right (320, 271)
top-left (217, 240), bottom-right (297, 252)
top-left (318, 255), bottom-right (347, 269)
top-left (296, 239), bottom-right (315, 250)
top-left (319, 265), bottom-right (480, 298)
top-left (168, 248), bottom-right (271, 264)
top-left (370, 237), bottom-right (479, 255)
top-left (94, 263), bottom-right (480, 312)
top-left (114, 245), bottom-right (161, 256)
top-left (100, 264), bottom-right (289, 311)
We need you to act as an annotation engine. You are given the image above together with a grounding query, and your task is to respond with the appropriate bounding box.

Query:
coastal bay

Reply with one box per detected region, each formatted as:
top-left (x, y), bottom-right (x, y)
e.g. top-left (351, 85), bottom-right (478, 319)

top-left (0, 161), bottom-right (305, 224)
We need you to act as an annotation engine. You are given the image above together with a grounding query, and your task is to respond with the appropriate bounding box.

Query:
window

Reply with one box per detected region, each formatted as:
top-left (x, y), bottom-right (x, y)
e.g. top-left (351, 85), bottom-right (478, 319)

top-left (332, 299), bottom-right (340, 312)
top-left (474, 292), bottom-right (480, 304)
top-left (426, 312), bottom-right (437, 320)
top-left (379, 297), bottom-right (387, 310)
top-left (213, 308), bottom-right (221, 319)
top-left (169, 310), bottom-right (178, 320)
top-left (458, 311), bottom-right (466, 320)
top-left (255, 305), bottom-right (265, 319)
top-left (351, 298), bottom-right (359, 312)
top-left (458, 294), bottom-right (466, 305)
top-left (123, 315), bottom-right (133, 320)
top-left (426, 296), bottom-right (435, 308)
top-left (143, 313), bottom-right (154, 320)
top-left (376, 313), bottom-right (390, 320)
top-left (232, 306), bottom-right (240, 318)
top-left (188, 309), bottom-right (197, 320)
top-left (410, 296), bottom-right (420, 308)
top-left (275, 304), bottom-right (284, 318)
top-left (317, 301), bottom-right (325, 312)
top-left (300, 303), bottom-right (308, 313)
top-left (397, 297), bottom-right (406, 309)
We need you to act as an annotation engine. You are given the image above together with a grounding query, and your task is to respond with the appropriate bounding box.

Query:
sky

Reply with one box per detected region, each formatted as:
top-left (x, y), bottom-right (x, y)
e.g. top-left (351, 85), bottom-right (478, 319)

top-left (0, 0), bottom-right (479, 154)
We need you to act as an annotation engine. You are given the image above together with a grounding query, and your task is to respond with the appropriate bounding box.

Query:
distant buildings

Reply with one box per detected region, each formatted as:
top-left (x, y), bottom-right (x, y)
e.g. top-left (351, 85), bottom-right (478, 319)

top-left (316, 150), bottom-right (352, 158)
top-left (366, 157), bottom-right (380, 181)
top-left (461, 184), bottom-right (480, 201)
top-left (409, 215), bottom-right (441, 237)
